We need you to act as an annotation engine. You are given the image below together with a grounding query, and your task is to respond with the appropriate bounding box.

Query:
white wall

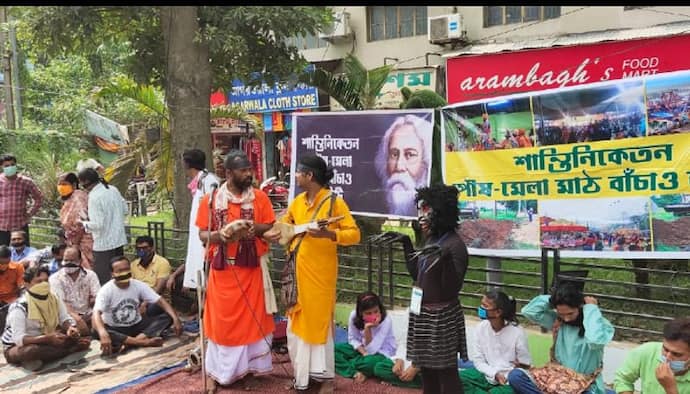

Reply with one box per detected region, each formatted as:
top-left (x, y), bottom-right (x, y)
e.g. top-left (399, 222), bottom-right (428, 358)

top-left (301, 6), bottom-right (690, 71)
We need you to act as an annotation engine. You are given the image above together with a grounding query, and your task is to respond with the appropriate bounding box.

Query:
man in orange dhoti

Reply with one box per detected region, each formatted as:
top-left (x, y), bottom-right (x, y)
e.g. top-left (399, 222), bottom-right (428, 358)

top-left (279, 154), bottom-right (360, 393)
top-left (196, 150), bottom-right (279, 392)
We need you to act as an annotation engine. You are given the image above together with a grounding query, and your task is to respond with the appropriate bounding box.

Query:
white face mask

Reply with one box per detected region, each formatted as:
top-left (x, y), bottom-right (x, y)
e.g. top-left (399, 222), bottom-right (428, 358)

top-left (64, 267), bottom-right (80, 274)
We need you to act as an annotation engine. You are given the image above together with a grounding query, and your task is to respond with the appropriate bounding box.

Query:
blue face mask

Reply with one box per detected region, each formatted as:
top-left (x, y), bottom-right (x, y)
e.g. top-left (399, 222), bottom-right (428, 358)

top-left (3, 165), bottom-right (17, 177)
top-left (477, 306), bottom-right (488, 320)
top-left (136, 249), bottom-right (148, 259)
top-left (660, 354), bottom-right (690, 373)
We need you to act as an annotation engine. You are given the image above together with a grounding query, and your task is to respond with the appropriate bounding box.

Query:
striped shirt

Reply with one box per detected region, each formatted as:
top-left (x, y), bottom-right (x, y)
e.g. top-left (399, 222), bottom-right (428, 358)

top-left (0, 174), bottom-right (44, 231)
top-left (82, 183), bottom-right (128, 252)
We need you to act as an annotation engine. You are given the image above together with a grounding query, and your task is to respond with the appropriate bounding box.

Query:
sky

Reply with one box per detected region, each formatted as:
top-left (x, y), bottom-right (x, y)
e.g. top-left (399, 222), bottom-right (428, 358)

top-left (540, 197), bottom-right (649, 227)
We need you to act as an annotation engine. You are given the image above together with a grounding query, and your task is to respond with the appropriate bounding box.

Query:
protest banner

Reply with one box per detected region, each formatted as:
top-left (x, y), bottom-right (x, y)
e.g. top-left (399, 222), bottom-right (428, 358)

top-left (442, 70), bottom-right (690, 258)
top-left (291, 109), bottom-right (434, 218)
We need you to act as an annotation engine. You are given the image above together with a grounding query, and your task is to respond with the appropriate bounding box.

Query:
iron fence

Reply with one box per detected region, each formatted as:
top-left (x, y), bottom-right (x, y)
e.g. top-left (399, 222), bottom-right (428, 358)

top-left (30, 217), bottom-right (689, 342)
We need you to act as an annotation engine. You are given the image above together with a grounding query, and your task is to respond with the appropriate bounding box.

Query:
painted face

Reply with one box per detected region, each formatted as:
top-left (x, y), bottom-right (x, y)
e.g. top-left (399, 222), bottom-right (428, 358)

top-left (417, 199), bottom-right (432, 229)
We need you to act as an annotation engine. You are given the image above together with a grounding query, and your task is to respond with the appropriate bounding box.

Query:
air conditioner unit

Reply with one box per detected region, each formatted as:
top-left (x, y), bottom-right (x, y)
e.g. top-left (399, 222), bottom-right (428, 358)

top-left (428, 13), bottom-right (465, 45)
top-left (319, 12), bottom-right (353, 43)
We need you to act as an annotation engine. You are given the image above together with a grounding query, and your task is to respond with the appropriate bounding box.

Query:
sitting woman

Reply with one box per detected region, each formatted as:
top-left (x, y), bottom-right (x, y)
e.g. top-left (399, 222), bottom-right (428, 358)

top-left (460, 289), bottom-right (531, 394)
top-left (335, 291), bottom-right (397, 384)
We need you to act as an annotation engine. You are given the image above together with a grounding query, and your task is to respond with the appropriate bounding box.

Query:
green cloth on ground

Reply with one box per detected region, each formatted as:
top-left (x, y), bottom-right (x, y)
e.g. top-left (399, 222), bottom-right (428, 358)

top-left (373, 358), bottom-right (423, 389)
top-left (460, 368), bottom-right (516, 394)
top-left (334, 342), bottom-right (389, 378)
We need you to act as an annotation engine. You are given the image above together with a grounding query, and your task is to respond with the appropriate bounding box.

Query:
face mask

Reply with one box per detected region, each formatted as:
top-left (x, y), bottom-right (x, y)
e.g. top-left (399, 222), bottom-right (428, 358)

top-left (477, 306), bottom-right (488, 320)
top-left (660, 354), bottom-right (690, 373)
top-left (114, 271), bottom-right (132, 284)
top-left (363, 314), bottom-right (380, 324)
top-left (3, 165), bottom-right (17, 177)
top-left (57, 184), bottom-right (74, 197)
top-left (136, 249), bottom-right (149, 259)
top-left (64, 266), bottom-right (80, 274)
top-left (62, 261), bottom-right (80, 273)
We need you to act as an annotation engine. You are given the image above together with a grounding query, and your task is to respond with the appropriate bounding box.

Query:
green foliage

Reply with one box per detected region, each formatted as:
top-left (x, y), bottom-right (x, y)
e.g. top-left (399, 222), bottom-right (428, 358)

top-left (300, 53), bottom-right (393, 110)
top-left (15, 6), bottom-right (333, 89)
top-left (0, 128), bottom-right (82, 216)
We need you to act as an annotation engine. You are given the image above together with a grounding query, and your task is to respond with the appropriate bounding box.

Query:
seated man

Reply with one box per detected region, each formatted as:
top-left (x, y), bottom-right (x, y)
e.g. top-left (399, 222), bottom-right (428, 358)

top-left (21, 229), bottom-right (68, 272)
top-left (0, 245), bottom-right (24, 304)
top-left (0, 245), bottom-right (25, 332)
top-left (614, 316), bottom-right (690, 394)
top-left (47, 244), bottom-right (67, 275)
top-left (10, 231), bottom-right (37, 268)
top-left (92, 255), bottom-right (181, 356)
top-left (49, 247), bottom-right (101, 336)
top-left (1, 265), bottom-right (90, 371)
top-left (130, 235), bottom-right (172, 316)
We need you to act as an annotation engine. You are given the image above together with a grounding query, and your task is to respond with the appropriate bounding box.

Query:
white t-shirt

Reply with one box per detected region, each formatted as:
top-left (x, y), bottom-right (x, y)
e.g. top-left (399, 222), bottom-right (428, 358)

top-left (470, 320), bottom-right (532, 384)
top-left (94, 279), bottom-right (161, 327)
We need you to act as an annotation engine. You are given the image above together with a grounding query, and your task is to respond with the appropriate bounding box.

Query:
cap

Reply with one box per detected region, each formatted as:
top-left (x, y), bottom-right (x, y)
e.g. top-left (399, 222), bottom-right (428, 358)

top-left (224, 150), bottom-right (252, 170)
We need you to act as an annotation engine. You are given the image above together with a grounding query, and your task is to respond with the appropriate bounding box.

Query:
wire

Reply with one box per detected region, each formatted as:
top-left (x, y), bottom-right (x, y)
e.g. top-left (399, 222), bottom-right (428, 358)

top-left (319, 7), bottom-right (347, 63)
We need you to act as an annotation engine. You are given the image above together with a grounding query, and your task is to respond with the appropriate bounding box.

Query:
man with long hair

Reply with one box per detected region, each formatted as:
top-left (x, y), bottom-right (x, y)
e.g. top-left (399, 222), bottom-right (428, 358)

top-left (389, 184), bottom-right (470, 393)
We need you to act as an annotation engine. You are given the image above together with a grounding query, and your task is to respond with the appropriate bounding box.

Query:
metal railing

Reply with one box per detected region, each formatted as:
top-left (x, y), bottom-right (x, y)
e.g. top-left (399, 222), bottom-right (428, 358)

top-left (30, 217), bottom-right (689, 342)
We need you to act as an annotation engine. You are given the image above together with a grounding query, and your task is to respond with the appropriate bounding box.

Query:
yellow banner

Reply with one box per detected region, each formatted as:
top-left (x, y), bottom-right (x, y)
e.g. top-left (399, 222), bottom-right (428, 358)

top-left (444, 133), bottom-right (690, 201)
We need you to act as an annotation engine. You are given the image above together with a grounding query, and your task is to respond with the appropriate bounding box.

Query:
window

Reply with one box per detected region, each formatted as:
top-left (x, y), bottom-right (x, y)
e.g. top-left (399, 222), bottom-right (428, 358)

top-left (484, 6), bottom-right (561, 27)
top-left (287, 33), bottom-right (328, 50)
top-left (368, 6), bottom-right (427, 42)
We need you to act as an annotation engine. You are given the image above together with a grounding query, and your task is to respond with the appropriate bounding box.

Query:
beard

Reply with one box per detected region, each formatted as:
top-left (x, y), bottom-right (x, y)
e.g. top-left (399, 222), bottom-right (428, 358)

top-left (232, 175), bottom-right (253, 191)
top-left (384, 172), bottom-right (419, 216)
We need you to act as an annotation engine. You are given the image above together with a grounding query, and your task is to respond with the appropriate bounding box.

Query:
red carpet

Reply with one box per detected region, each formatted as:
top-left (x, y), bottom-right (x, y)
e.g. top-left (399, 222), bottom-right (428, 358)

top-left (115, 353), bottom-right (420, 393)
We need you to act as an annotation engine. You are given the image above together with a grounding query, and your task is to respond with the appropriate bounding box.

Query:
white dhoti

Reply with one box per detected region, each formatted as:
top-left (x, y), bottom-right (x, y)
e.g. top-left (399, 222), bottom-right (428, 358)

top-left (205, 335), bottom-right (273, 385)
top-left (286, 319), bottom-right (335, 390)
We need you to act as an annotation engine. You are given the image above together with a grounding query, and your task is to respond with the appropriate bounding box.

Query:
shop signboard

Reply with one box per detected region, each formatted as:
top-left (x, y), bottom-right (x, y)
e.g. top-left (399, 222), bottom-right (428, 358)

top-left (446, 34), bottom-right (690, 104)
top-left (228, 79), bottom-right (319, 113)
top-left (330, 66), bottom-right (440, 111)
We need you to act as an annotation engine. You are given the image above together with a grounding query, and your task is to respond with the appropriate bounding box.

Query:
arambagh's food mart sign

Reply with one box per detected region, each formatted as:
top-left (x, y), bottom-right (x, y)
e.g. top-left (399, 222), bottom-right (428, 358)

top-left (445, 34), bottom-right (690, 104)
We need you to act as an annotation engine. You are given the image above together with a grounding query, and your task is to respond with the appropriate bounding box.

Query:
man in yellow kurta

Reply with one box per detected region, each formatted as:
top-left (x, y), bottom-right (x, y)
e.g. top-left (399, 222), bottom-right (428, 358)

top-left (280, 154), bottom-right (360, 393)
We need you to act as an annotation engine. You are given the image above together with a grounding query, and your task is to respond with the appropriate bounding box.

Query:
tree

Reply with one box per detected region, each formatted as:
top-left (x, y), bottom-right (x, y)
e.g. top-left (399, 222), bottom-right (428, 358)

top-left (15, 6), bottom-right (332, 227)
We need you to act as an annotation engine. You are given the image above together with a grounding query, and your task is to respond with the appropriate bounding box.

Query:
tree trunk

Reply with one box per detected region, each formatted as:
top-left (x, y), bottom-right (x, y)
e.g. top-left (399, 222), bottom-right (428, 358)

top-left (161, 6), bottom-right (212, 229)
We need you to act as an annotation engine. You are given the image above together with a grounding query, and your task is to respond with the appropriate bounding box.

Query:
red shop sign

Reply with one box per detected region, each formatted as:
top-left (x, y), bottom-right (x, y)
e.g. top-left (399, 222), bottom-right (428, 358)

top-left (446, 34), bottom-right (690, 104)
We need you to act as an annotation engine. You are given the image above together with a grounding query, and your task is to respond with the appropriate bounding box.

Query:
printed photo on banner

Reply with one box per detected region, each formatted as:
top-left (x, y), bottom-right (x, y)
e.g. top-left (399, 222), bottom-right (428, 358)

top-left (441, 70), bottom-right (690, 258)
top-left (532, 80), bottom-right (646, 146)
top-left (443, 98), bottom-right (534, 152)
top-left (290, 109), bottom-right (434, 218)
top-left (645, 71), bottom-right (690, 136)
top-left (539, 197), bottom-right (651, 253)
top-left (457, 199), bottom-right (540, 251)
top-left (650, 193), bottom-right (690, 252)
